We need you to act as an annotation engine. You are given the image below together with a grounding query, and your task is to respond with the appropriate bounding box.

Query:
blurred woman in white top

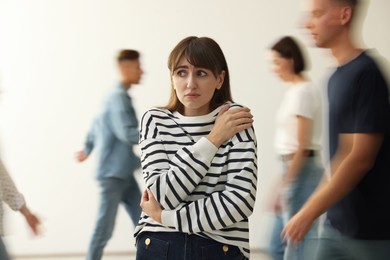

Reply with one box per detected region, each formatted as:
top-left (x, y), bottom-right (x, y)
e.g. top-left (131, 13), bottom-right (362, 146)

top-left (268, 36), bottom-right (323, 260)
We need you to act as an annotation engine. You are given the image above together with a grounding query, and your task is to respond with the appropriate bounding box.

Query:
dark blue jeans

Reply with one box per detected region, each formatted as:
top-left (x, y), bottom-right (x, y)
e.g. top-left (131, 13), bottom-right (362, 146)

top-left (136, 232), bottom-right (247, 260)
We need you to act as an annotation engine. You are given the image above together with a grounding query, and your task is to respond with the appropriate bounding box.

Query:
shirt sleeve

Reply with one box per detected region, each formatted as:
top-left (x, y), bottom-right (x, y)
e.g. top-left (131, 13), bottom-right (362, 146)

top-left (139, 110), bottom-right (218, 210)
top-left (351, 68), bottom-right (390, 133)
top-left (83, 119), bottom-right (96, 155)
top-left (160, 127), bottom-right (258, 233)
top-left (109, 92), bottom-right (139, 145)
top-left (0, 160), bottom-right (25, 211)
top-left (291, 85), bottom-right (317, 119)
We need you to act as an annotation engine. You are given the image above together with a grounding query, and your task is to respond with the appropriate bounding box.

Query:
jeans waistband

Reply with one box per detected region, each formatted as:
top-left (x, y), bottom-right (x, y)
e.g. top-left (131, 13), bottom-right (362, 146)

top-left (137, 231), bottom-right (247, 259)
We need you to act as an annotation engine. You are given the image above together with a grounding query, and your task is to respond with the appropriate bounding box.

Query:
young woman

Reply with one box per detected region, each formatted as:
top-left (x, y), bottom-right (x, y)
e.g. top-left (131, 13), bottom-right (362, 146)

top-left (268, 36), bottom-right (323, 260)
top-left (134, 36), bottom-right (258, 260)
top-left (0, 159), bottom-right (40, 259)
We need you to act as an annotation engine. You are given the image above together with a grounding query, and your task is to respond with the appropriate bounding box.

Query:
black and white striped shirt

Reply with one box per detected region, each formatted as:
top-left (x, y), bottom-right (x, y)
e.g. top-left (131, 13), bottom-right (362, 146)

top-left (134, 103), bottom-right (258, 258)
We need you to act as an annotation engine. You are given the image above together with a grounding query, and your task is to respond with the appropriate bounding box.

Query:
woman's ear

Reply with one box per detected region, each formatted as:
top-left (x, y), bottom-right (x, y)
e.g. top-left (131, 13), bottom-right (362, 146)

top-left (216, 70), bottom-right (226, 90)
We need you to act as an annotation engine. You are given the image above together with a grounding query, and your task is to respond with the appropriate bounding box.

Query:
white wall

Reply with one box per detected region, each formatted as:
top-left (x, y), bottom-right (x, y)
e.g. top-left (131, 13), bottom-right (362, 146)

top-left (0, 0), bottom-right (389, 256)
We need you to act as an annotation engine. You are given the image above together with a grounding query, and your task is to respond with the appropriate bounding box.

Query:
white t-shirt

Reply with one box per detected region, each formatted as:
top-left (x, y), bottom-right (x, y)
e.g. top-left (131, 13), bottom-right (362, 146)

top-left (274, 81), bottom-right (322, 155)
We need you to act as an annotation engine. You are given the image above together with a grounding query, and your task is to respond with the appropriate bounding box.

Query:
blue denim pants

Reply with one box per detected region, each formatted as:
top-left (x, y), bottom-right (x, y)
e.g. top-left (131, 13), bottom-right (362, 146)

top-left (268, 213), bottom-right (285, 260)
top-left (316, 220), bottom-right (390, 260)
top-left (0, 237), bottom-right (10, 260)
top-left (269, 156), bottom-right (323, 260)
top-left (87, 176), bottom-right (142, 260)
top-left (136, 232), bottom-right (247, 260)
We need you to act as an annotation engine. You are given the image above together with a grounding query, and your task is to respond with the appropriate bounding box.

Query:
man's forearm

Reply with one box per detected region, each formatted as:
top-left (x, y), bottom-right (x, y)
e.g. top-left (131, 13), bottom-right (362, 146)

top-left (298, 154), bottom-right (372, 221)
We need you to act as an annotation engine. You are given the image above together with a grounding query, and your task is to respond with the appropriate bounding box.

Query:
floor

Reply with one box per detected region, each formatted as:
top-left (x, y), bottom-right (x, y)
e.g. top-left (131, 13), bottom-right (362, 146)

top-left (13, 251), bottom-right (271, 260)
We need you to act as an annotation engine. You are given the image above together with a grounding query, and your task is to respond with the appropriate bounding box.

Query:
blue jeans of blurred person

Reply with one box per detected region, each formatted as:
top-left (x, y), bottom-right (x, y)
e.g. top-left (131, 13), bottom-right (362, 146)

top-left (87, 176), bottom-right (142, 260)
top-left (269, 212), bottom-right (285, 260)
top-left (283, 156), bottom-right (323, 260)
top-left (315, 220), bottom-right (390, 260)
top-left (0, 237), bottom-right (10, 260)
top-left (269, 156), bottom-right (323, 260)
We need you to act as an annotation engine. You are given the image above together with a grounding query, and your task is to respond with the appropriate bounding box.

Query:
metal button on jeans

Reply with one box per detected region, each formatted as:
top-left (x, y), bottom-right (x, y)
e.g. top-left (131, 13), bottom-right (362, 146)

top-left (145, 238), bottom-right (151, 249)
top-left (223, 245), bottom-right (229, 255)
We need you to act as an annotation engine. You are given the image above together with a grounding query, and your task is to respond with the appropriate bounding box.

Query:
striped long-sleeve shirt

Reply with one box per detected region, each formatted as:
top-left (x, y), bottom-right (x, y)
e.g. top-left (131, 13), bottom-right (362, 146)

top-left (134, 103), bottom-right (258, 258)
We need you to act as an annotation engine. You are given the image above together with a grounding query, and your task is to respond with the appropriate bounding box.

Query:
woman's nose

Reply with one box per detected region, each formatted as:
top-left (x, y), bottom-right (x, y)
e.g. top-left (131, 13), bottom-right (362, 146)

top-left (186, 74), bottom-right (197, 89)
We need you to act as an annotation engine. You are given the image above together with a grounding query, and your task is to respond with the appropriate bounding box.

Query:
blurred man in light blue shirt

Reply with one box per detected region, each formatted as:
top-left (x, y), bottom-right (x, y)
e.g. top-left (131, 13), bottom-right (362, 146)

top-left (76, 49), bottom-right (143, 260)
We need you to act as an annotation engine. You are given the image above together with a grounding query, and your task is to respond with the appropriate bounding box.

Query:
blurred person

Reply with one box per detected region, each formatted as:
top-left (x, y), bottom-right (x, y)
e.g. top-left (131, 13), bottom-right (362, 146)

top-left (75, 50), bottom-right (143, 260)
top-left (0, 159), bottom-right (40, 260)
top-left (283, 0), bottom-right (390, 259)
top-left (267, 36), bottom-right (323, 260)
top-left (135, 36), bottom-right (257, 259)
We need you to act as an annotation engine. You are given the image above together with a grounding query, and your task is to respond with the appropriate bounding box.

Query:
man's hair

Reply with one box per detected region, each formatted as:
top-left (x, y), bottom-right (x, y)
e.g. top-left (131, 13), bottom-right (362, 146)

top-left (333, 0), bottom-right (357, 5)
top-left (330, 0), bottom-right (358, 8)
top-left (330, 0), bottom-right (360, 23)
top-left (117, 50), bottom-right (140, 62)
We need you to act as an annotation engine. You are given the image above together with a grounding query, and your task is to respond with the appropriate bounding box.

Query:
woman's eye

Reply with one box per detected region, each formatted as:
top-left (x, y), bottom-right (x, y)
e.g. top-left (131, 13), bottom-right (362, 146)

top-left (197, 70), bottom-right (207, 77)
top-left (176, 70), bottom-right (187, 77)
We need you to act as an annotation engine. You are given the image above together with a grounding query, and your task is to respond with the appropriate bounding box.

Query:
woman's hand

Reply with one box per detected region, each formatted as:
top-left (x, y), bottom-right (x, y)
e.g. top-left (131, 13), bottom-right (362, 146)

top-left (140, 189), bottom-right (163, 224)
top-left (273, 189), bottom-right (283, 213)
top-left (19, 204), bottom-right (41, 236)
top-left (207, 105), bottom-right (253, 147)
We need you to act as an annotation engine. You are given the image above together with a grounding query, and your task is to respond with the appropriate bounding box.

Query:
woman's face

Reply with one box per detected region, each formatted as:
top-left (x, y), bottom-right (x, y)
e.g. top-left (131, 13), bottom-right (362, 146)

top-left (271, 50), bottom-right (295, 82)
top-left (172, 57), bottom-right (225, 116)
